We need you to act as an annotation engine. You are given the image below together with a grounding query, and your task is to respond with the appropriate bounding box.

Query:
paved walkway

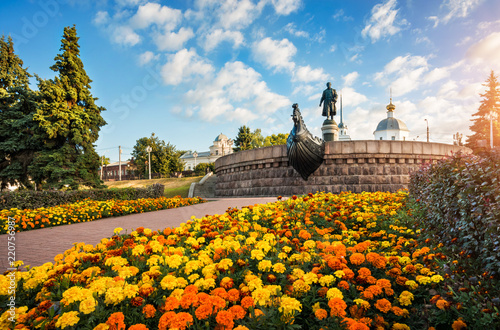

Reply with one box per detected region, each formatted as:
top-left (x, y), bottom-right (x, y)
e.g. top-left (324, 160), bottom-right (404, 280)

top-left (0, 198), bottom-right (279, 270)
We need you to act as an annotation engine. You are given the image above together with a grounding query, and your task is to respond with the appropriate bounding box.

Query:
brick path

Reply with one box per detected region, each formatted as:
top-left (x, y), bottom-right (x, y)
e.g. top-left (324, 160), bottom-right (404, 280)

top-left (0, 198), bottom-right (279, 270)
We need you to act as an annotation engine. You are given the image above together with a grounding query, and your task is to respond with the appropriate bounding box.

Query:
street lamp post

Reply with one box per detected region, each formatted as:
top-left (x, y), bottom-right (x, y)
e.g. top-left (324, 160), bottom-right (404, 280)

top-left (425, 119), bottom-right (429, 142)
top-left (146, 146), bottom-right (152, 180)
top-left (193, 151), bottom-right (198, 169)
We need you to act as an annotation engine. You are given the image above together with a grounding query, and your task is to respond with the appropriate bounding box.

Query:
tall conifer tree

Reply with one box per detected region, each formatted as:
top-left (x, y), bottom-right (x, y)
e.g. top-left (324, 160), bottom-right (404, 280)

top-left (31, 25), bottom-right (106, 189)
top-left (0, 36), bottom-right (39, 190)
top-left (467, 71), bottom-right (500, 151)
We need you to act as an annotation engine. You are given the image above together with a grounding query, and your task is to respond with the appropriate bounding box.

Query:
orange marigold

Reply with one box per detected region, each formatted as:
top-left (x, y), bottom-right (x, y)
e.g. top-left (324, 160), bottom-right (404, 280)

top-left (227, 289), bottom-right (240, 303)
top-left (142, 304), bottom-right (156, 318)
top-left (169, 312), bottom-right (194, 330)
top-left (229, 305), bottom-right (246, 320)
top-left (241, 296), bottom-right (255, 310)
top-left (451, 318), bottom-right (467, 330)
top-left (328, 297), bottom-right (347, 318)
top-left (211, 287), bottom-right (229, 300)
top-left (358, 267), bottom-right (372, 278)
top-left (216, 310), bottom-right (234, 329)
top-left (195, 304), bottom-right (213, 320)
top-left (106, 312), bottom-right (126, 330)
top-left (184, 284), bottom-right (198, 295)
top-left (298, 230), bottom-right (312, 240)
top-left (391, 306), bottom-right (409, 317)
top-left (350, 253), bottom-right (366, 265)
top-left (180, 293), bottom-right (199, 309)
top-left (164, 296), bottom-right (180, 311)
top-left (129, 325), bottom-right (148, 330)
top-left (374, 298), bottom-right (392, 313)
top-left (315, 308), bottom-right (328, 320)
top-left (338, 280), bottom-right (350, 290)
top-left (436, 299), bottom-right (450, 310)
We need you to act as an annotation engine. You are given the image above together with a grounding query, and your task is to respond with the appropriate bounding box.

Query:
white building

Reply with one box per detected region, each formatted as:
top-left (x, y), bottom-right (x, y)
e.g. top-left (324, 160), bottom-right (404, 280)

top-left (180, 133), bottom-right (234, 171)
top-left (373, 99), bottom-right (410, 141)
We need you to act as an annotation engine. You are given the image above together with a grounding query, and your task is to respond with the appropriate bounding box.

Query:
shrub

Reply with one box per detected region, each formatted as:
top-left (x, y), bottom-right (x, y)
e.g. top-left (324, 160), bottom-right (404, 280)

top-left (0, 184), bottom-right (165, 210)
top-left (409, 150), bottom-right (500, 276)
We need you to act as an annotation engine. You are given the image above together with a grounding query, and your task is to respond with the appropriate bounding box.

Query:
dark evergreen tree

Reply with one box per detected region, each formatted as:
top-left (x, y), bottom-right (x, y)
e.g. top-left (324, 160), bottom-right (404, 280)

top-left (233, 125), bottom-right (253, 151)
top-left (467, 71), bottom-right (500, 151)
top-left (0, 36), bottom-right (39, 190)
top-left (30, 26), bottom-right (106, 189)
top-left (131, 133), bottom-right (184, 178)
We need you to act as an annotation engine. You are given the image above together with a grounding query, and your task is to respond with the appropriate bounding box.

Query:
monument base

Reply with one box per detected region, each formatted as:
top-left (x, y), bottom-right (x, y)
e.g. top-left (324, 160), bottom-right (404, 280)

top-left (321, 119), bottom-right (339, 141)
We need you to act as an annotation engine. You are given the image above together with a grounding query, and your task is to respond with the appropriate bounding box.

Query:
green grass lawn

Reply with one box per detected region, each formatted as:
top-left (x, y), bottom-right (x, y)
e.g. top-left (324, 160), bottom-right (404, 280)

top-left (104, 176), bottom-right (202, 198)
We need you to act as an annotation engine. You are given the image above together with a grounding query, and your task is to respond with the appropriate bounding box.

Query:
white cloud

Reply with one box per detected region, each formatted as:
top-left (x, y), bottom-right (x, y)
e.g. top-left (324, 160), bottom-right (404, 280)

top-left (201, 29), bottom-right (244, 51)
top-left (182, 61), bottom-right (290, 123)
top-left (138, 51), bottom-right (159, 66)
top-left (339, 87), bottom-right (368, 107)
top-left (216, 0), bottom-right (266, 30)
top-left (375, 55), bottom-right (430, 96)
top-left (424, 67), bottom-right (450, 84)
top-left (116, 0), bottom-right (145, 7)
top-left (362, 0), bottom-right (407, 43)
top-left (112, 25), bottom-right (141, 46)
top-left (93, 11), bottom-right (109, 25)
top-left (161, 48), bottom-right (214, 85)
top-left (342, 72), bottom-right (359, 86)
top-left (441, 0), bottom-right (484, 24)
top-left (293, 65), bottom-right (328, 83)
top-left (252, 37), bottom-right (297, 71)
top-left (154, 27), bottom-right (194, 51)
top-left (130, 2), bottom-right (182, 30)
top-left (283, 23), bottom-right (310, 38)
top-left (333, 9), bottom-right (354, 21)
top-left (271, 0), bottom-right (301, 15)
top-left (466, 32), bottom-right (500, 70)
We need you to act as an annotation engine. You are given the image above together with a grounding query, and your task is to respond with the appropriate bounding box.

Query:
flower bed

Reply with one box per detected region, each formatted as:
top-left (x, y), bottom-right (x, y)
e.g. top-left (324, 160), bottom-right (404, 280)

top-left (0, 196), bottom-right (206, 234)
top-left (1, 191), bottom-right (496, 329)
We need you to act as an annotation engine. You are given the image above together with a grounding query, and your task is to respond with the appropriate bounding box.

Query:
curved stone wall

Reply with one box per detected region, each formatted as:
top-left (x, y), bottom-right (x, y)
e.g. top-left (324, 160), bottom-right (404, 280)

top-left (214, 140), bottom-right (470, 197)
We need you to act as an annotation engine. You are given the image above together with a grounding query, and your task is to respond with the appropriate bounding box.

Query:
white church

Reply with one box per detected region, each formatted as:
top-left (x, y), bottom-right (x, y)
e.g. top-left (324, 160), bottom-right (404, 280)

top-left (180, 133), bottom-right (234, 171)
top-left (373, 98), bottom-right (410, 141)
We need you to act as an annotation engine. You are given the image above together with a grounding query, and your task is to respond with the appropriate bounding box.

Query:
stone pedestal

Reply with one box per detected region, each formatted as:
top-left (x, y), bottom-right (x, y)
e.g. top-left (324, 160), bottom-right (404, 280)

top-left (322, 119), bottom-right (339, 141)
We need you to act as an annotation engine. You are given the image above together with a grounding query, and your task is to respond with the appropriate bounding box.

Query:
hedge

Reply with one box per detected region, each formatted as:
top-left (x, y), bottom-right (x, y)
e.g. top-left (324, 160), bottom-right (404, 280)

top-left (0, 183), bottom-right (165, 210)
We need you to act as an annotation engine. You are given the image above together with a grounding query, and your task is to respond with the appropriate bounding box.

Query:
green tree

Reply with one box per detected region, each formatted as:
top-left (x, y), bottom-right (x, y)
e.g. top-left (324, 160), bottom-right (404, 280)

top-left (251, 128), bottom-right (265, 149)
top-left (131, 133), bottom-right (184, 178)
top-left (263, 133), bottom-right (288, 146)
top-left (194, 162), bottom-right (215, 176)
top-left (233, 125), bottom-right (253, 151)
top-left (0, 36), bottom-right (40, 190)
top-left (29, 26), bottom-right (107, 189)
top-left (467, 71), bottom-right (500, 151)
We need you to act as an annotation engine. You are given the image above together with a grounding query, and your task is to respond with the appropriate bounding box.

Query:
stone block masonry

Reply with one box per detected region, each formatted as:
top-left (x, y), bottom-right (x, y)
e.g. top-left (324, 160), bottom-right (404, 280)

top-left (214, 140), bottom-right (470, 197)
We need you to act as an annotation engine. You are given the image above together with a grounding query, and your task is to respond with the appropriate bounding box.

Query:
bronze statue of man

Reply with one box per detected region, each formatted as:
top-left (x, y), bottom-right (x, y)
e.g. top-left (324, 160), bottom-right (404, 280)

top-left (319, 82), bottom-right (337, 120)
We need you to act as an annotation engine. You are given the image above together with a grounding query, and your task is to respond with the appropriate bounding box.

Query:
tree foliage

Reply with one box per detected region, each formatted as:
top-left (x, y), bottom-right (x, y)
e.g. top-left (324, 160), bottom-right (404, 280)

top-left (234, 126), bottom-right (288, 152)
top-left (194, 162), bottom-right (214, 176)
top-left (131, 133), bottom-right (184, 177)
top-left (0, 36), bottom-right (39, 190)
top-left (28, 26), bottom-right (106, 189)
top-left (466, 71), bottom-right (500, 151)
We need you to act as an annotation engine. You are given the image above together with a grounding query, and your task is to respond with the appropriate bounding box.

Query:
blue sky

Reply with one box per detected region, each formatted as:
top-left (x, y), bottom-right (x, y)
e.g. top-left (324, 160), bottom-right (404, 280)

top-left (1, 0), bottom-right (500, 162)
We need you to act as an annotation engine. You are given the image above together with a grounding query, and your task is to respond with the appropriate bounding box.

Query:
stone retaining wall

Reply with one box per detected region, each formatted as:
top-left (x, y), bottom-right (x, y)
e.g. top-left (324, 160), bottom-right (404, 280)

top-left (214, 140), bottom-right (470, 197)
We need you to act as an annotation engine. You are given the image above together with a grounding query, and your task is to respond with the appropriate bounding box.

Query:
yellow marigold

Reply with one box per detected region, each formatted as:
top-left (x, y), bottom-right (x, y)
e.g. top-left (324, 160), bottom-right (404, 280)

top-left (405, 280), bottom-right (418, 290)
top-left (398, 291), bottom-right (414, 306)
top-left (252, 287), bottom-right (272, 306)
top-left (451, 318), bottom-right (467, 330)
top-left (93, 324), bottom-right (110, 330)
top-left (430, 274), bottom-right (444, 283)
top-left (258, 260), bottom-right (272, 272)
top-left (104, 287), bottom-right (125, 305)
top-left (234, 326), bottom-right (250, 330)
top-left (251, 249), bottom-right (265, 260)
top-left (55, 311), bottom-right (80, 329)
top-left (353, 298), bottom-right (370, 309)
top-left (303, 272), bottom-right (318, 285)
top-left (326, 287), bottom-right (344, 300)
top-left (79, 297), bottom-right (97, 314)
top-left (392, 323), bottom-right (411, 329)
top-left (272, 263), bottom-right (286, 273)
top-left (319, 275), bottom-right (335, 287)
top-left (292, 279), bottom-right (310, 293)
top-left (303, 240), bottom-right (316, 249)
top-left (279, 296), bottom-right (302, 316)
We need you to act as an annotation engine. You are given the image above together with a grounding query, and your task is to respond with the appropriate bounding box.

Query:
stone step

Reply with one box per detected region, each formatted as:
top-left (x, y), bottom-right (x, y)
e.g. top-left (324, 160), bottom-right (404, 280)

top-left (192, 174), bottom-right (217, 198)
